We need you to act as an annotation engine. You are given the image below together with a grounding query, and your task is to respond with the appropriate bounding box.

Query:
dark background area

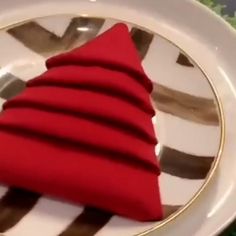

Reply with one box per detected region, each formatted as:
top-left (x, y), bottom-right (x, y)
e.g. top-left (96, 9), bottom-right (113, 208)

top-left (218, 0), bottom-right (236, 16)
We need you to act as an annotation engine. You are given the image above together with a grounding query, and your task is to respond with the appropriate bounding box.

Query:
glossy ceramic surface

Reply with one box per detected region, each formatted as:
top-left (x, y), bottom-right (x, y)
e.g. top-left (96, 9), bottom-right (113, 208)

top-left (0, 14), bottom-right (223, 236)
top-left (0, 1), bottom-right (235, 236)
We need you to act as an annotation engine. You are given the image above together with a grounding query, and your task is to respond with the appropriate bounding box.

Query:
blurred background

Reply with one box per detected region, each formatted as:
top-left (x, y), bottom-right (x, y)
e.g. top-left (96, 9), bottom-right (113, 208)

top-left (199, 0), bottom-right (236, 28)
top-left (201, 0), bottom-right (236, 15)
top-left (218, 0), bottom-right (236, 16)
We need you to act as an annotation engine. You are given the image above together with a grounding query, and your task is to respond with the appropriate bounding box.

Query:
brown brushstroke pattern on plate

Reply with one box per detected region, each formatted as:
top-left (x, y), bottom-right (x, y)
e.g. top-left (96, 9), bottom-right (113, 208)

top-left (152, 83), bottom-right (220, 126)
top-left (8, 17), bottom-right (105, 58)
top-left (58, 205), bottom-right (181, 236)
top-left (160, 146), bottom-right (214, 179)
top-left (130, 27), bottom-right (154, 59)
top-left (176, 53), bottom-right (194, 67)
top-left (0, 17), bottom-right (222, 233)
top-left (0, 188), bottom-right (182, 236)
top-left (59, 207), bottom-right (112, 236)
top-left (130, 28), bottom-right (219, 125)
top-left (0, 188), bottom-right (40, 233)
top-left (162, 205), bottom-right (182, 218)
top-left (0, 73), bottom-right (25, 100)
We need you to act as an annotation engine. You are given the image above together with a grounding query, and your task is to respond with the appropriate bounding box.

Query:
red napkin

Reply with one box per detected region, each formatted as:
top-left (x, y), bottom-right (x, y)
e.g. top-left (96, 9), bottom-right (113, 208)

top-left (0, 23), bottom-right (163, 221)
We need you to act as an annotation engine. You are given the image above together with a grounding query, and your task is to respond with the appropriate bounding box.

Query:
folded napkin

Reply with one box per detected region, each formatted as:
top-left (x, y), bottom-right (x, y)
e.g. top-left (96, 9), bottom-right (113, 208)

top-left (0, 23), bottom-right (163, 221)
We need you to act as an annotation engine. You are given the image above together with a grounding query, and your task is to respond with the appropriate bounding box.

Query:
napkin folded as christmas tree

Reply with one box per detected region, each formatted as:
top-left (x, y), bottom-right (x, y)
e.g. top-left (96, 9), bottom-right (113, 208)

top-left (0, 23), bottom-right (163, 221)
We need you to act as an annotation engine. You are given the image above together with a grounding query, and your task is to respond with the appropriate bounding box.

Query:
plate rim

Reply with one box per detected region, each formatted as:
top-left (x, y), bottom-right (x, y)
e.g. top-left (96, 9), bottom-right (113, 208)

top-left (0, 0), bottom-right (235, 235)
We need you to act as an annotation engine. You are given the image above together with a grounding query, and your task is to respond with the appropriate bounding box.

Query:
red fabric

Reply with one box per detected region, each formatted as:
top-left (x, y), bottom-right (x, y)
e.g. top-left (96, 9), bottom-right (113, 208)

top-left (27, 66), bottom-right (154, 114)
top-left (4, 86), bottom-right (156, 144)
top-left (0, 131), bottom-right (162, 221)
top-left (0, 107), bottom-right (158, 172)
top-left (46, 24), bottom-right (153, 92)
top-left (0, 23), bottom-right (163, 221)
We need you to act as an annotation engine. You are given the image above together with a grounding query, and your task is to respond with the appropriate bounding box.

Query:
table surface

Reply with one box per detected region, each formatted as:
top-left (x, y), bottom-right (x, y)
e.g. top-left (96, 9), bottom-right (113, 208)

top-left (198, 1), bottom-right (236, 235)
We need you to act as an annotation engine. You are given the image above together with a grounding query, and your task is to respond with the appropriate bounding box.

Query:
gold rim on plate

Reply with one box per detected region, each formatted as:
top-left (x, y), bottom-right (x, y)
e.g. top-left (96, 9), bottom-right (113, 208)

top-left (0, 14), bottom-right (226, 236)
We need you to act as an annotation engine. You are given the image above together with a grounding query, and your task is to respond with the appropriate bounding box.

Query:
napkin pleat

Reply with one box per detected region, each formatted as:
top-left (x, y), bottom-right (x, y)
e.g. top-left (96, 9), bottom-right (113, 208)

top-left (0, 130), bottom-right (162, 221)
top-left (0, 107), bottom-right (159, 173)
top-left (4, 86), bottom-right (156, 144)
top-left (27, 66), bottom-right (154, 115)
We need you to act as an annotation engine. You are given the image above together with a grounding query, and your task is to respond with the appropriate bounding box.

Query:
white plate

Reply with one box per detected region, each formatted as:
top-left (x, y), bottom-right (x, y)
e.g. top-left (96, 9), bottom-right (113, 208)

top-left (0, 0), bottom-right (235, 236)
